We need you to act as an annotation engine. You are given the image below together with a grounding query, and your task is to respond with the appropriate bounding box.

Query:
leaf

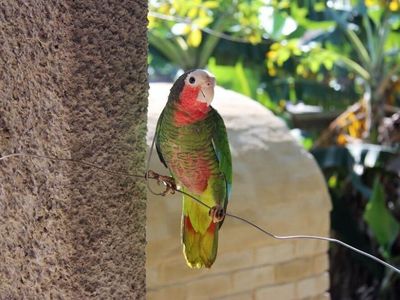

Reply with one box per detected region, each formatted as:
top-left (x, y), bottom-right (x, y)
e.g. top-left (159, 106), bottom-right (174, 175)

top-left (309, 59), bottom-right (320, 73)
top-left (194, 16), bottom-right (213, 28)
top-left (234, 61), bottom-right (251, 97)
top-left (187, 28), bottom-right (202, 47)
top-left (368, 6), bottom-right (384, 26)
top-left (188, 7), bottom-right (198, 19)
top-left (344, 29), bottom-right (371, 68)
top-left (276, 48), bottom-right (291, 66)
top-left (364, 177), bottom-right (399, 253)
top-left (268, 11), bottom-right (286, 39)
top-left (323, 59), bottom-right (334, 71)
top-left (336, 55), bottom-right (370, 81)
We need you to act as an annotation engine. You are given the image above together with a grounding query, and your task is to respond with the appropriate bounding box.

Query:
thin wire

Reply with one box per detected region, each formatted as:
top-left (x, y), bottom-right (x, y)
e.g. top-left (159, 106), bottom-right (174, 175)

top-left (225, 213), bottom-right (400, 275)
top-left (148, 11), bottom-right (265, 44)
top-left (0, 153), bottom-right (143, 179)
top-left (1, 152), bottom-right (400, 275)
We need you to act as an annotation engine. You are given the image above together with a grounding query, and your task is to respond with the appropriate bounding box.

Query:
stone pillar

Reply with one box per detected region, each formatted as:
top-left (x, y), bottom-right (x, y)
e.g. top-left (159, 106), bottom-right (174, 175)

top-left (147, 83), bottom-right (331, 300)
top-left (0, 1), bottom-right (147, 298)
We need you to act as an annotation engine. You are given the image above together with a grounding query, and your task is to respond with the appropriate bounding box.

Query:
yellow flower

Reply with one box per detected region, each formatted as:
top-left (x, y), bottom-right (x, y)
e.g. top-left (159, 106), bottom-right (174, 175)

top-left (268, 67), bottom-right (277, 76)
top-left (267, 50), bottom-right (277, 60)
top-left (337, 134), bottom-right (348, 145)
top-left (389, 0), bottom-right (399, 11)
top-left (365, 0), bottom-right (375, 6)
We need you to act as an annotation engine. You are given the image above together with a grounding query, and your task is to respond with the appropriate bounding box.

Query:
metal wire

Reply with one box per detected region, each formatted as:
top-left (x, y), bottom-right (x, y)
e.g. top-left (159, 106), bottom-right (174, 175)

top-left (1, 152), bottom-right (400, 275)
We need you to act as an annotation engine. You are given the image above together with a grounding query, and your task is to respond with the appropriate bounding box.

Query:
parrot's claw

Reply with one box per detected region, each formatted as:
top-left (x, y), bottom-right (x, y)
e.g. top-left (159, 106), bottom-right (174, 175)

top-left (209, 205), bottom-right (225, 223)
top-left (146, 170), bottom-right (177, 196)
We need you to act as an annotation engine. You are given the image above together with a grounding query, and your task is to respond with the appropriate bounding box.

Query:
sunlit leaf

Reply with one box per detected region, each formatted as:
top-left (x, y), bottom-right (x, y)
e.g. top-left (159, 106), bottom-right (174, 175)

top-left (296, 64), bottom-right (305, 76)
top-left (234, 61), bottom-right (251, 96)
top-left (277, 48), bottom-right (291, 66)
top-left (323, 59), bottom-right (334, 70)
top-left (203, 1), bottom-right (219, 9)
top-left (268, 67), bottom-right (277, 76)
top-left (271, 12), bottom-right (286, 39)
top-left (148, 15), bottom-right (156, 28)
top-left (314, 2), bottom-right (326, 12)
top-left (367, 5), bottom-right (384, 26)
top-left (248, 34), bottom-right (261, 44)
top-left (328, 175), bottom-right (338, 188)
top-left (364, 177), bottom-right (400, 253)
top-left (188, 7), bottom-right (198, 19)
top-left (309, 59), bottom-right (320, 73)
top-left (194, 16), bottom-right (213, 28)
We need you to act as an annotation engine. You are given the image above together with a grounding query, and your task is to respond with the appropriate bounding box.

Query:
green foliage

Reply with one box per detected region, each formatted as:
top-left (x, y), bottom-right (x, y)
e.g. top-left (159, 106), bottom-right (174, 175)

top-left (266, 0), bottom-right (400, 141)
top-left (148, 0), bottom-right (265, 69)
top-left (208, 58), bottom-right (256, 98)
top-left (207, 58), bottom-right (281, 113)
top-left (311, 144), bottom-right (400, 297)
top-left (364, 177), bottom-right (400, 256)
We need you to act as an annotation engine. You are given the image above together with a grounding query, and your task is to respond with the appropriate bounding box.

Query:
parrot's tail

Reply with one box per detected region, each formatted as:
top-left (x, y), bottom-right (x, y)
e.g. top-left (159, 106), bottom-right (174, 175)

top-left (181, 214), bottom-right (219, 269)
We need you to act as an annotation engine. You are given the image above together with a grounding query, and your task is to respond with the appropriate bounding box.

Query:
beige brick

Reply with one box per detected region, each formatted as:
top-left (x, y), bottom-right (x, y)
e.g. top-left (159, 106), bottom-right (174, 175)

top-left (313, 253), bottom-right (329, 274)
top-left (213, 291), bottom-right (253, 300)
top-left (213, 248), bottom-right (255, 272)
top-left (301, 292), bottom-right (331, 300)
top-left (232, 265), bottom-right (275, 292)
top-left (146, 238), bottom-right (182, 267)
top-left (255, 282), bottom-right (296, 300)
top-left (186, 274), bottom-right (232, 298)
top-left (146, 266), bottom-right (159, 286)
top-left (147, 290), bottom-right (159, 300)
top-left (186, 295), bottom-right (209, 300)
top-left (274, 257), bottom-right (314, 284)
top-left (296, 272), bottom-right (329, 299)
top-left (147, 286), bottom-right (187, 300)
top-left (295, 239), bottom-right (328, 258)
top-left (310, 292), bottom-right (331, 300)
top-left (267, 211), bottom-right (330, 237)
top-left (255, 241), bottom-right (296, 265)
top-left (157, 257), bottom-right (209, 285)
top-left (221, 220), bottom-right (281, 252)
top-left (147, 207), bottom-right (173, 241)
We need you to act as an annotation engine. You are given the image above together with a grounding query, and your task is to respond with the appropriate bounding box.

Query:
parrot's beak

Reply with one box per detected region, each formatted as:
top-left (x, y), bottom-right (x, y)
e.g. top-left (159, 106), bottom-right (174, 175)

top-left (197, 76), bottom-right (216, 105)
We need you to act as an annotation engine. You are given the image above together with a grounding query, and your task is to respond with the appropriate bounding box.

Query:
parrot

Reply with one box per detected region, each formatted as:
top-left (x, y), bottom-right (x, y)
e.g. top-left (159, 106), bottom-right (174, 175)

top-left (154, 69), bottom-right (232, 268)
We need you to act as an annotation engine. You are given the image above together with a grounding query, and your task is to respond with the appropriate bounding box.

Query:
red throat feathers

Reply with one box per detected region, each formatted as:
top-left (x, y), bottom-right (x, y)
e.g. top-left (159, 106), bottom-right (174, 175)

top-left (174, 85), bottom-right (210, 125)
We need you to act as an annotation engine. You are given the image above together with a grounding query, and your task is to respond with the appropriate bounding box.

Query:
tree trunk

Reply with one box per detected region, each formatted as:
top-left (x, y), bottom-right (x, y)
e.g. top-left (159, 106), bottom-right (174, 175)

top-left (0, 1), bottom-right (147, 298)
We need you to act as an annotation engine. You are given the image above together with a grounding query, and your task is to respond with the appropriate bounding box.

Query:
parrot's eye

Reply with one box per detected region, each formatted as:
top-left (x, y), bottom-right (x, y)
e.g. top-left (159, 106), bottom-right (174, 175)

top-left (189, 76), bottom-right (196, 84)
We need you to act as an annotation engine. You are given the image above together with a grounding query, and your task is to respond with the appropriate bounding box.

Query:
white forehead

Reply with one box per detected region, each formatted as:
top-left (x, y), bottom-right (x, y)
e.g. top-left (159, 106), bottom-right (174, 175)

top-left (186, 69), bottom-right (215, 81)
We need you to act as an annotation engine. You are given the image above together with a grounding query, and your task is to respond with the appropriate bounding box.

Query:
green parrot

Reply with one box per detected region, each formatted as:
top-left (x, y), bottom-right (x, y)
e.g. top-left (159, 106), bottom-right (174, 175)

top-left (155, 69), bottom-right (232, 268)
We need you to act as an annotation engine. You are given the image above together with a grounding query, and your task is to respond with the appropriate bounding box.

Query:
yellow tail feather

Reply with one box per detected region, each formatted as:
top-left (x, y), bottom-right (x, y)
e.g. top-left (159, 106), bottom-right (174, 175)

top-left (182, 215), bottom-right (218, 268)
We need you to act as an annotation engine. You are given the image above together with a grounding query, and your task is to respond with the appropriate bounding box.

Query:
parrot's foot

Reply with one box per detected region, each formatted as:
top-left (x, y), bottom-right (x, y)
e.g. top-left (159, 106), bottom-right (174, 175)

top-left (209, 205), bottom-right (225, 223)
top-left (146, 170), bottom-right (177, 196)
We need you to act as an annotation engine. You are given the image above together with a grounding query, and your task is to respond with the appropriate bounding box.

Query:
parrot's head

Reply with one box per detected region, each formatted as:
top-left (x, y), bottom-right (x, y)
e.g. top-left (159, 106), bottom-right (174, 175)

top-left (169, 69), bottom-right (216, 106)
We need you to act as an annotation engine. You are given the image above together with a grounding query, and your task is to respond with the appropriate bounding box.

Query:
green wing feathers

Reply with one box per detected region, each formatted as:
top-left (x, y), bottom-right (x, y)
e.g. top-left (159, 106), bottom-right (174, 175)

top-left (155, 109), bottom-right (168, 168)
top-left (211, 109), bottom-right (232, 200)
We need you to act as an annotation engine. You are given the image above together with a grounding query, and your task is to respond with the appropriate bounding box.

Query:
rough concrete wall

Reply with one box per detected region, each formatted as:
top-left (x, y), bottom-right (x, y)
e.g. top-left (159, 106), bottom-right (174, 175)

top-left (147, 84), bottom-right (331, 300)
top-left (0, 1), bottom-right (147, 299)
